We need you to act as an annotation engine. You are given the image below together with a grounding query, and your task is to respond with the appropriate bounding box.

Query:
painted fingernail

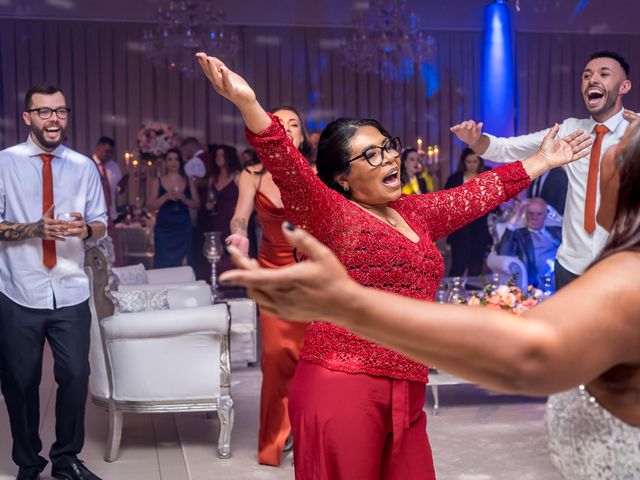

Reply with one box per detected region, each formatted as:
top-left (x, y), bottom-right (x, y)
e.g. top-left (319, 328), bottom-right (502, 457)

top-left (283, 221), bottom-right (296, 231)
top-left (224, 245), bottom-right (233, 255)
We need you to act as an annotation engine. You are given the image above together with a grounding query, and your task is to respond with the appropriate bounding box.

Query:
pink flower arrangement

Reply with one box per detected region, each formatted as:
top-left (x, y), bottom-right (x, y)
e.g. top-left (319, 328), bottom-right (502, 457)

top-left (468, 284), bottom-right (542, 315)
top-left (137, 122), bottom-right (180, 157)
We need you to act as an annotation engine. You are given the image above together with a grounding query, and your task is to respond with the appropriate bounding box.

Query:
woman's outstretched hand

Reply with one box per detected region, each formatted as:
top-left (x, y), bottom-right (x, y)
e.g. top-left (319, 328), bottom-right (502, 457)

top-left (538, 124), bottom-right (593, 169)
top-left (219, 223), bottom-right (355, 322)
top-left (196, 52), bottom-right (270, 133)
top-left (196, 53), bottom-right (256, 107)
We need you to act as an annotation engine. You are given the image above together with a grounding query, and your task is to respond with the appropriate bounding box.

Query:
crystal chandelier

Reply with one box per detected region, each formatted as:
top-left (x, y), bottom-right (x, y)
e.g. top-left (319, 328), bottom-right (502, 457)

top-left (341, 0), bottom-right (435, 83)
top-left (142, 1), bottom-right (240, 77)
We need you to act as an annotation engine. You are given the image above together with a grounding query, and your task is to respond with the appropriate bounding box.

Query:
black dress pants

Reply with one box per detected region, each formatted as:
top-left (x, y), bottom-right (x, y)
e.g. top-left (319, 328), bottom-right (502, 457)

top-left (0, 292), bottom-right (91, 470)
top-left (449, 240), bottom-right (488, 277)
top-left (554, 260), bottom-right (580, 290)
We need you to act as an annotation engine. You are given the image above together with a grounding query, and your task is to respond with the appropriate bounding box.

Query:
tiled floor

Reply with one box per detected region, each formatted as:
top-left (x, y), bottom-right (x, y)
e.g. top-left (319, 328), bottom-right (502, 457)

top-left (0, 347), bottom-right (560, 479)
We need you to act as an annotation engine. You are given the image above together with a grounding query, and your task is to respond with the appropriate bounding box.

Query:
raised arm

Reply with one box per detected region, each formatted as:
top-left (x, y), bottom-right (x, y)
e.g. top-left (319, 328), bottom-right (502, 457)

top-left (451, 119), bottom-right (551, 163)
top-left (408, 125), bottom-right (592, 240)
top-left (220, 226), bottom-right (640, 397)
top-left (197, 53), bottom-right (347, 237)
top-left (226, 169), bottom-right (258, 255)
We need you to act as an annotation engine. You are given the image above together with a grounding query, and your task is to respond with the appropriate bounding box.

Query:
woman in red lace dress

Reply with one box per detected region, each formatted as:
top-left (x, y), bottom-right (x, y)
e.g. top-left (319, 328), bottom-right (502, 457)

top-left (196, 53), bottom-right (592, 479)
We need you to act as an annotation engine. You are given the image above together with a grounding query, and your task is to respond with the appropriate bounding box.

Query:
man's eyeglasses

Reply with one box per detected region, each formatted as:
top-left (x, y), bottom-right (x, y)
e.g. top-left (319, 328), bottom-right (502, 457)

top-left (26, 107), bottom-right (71, 120)
top-left (348, 137), bottom-right (402, 167)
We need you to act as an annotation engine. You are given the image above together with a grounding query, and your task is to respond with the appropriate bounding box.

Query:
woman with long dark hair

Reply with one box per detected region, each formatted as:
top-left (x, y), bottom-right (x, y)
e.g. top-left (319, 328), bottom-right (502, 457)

top-left (227, 105), bottom-right (312, 466)
top-left (205, 144), bottom-right (243, 273)
top-left (148, 148), bottom-right (200, 268)
top-left (220, 121), bottom-right (640, 480)
top-left (197, 53), bottom-right (591, 479)
top-left (444, 147), bottom-right (492, 276)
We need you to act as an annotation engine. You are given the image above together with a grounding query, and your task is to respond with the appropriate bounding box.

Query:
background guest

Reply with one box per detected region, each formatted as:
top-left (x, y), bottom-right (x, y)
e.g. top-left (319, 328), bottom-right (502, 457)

top-left (181, 137), bottom-right (211, 279)
top-left (148, 148), bottom-right (199, 268)
top-left (241, 147), bottom-right (259, 168)
top-left (226, 105), bottom-right (313, 466)
top-left (205, 144), bottom-right (242, 274)
top-left (401, 147), bottom-right (434, 194)
top-left (444, 147), bottom-right (492, 276)
top-left (92, 136), bottom-right (122, 221)
top-left (91, 136), bottom-right (121, 265)
top-left (526, 168), bottom-right (568, 215)
top-left (497, 198), bottom-right (562, 289)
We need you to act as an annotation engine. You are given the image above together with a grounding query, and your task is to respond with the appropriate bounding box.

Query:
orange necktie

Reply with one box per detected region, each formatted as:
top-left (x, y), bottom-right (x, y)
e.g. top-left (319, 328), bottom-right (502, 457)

top-left (40, 153), bottom-right (56, 269)
top-left (584, 124), bottom-right (609, 234)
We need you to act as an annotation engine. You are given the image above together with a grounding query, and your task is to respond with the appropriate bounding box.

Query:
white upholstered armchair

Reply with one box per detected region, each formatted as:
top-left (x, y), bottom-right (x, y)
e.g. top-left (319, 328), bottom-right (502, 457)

top-left (84, 244), bottom-right (234, 462)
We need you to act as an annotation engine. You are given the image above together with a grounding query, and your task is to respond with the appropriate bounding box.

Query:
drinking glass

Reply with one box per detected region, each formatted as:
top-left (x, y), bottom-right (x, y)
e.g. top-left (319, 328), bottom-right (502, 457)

top-left (207, 189), bottom-right (217, 216)
top-left (446, 276), bottom-right (468, 304)
top-left (203, 231), bottom-right (224, 299)
top-left (56, 212), bottom-right (77, 236)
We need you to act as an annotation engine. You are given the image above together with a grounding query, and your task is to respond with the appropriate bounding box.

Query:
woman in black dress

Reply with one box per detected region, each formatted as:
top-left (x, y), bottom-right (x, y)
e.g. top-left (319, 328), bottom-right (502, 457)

top-left (444, 147), bottom-right (493, 276)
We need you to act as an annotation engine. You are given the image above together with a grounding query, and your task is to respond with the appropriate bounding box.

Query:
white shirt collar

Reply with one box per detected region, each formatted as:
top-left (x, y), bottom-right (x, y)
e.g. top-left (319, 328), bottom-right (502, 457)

top-left (25, 133), bottom-right (65, 159)
top-left (589, 107), bottom-right (625, 133)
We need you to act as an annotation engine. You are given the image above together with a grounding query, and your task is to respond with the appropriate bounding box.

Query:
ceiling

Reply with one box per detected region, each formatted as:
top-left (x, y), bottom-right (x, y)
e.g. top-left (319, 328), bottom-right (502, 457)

top-left (1, 0), bottom-right (638, 34)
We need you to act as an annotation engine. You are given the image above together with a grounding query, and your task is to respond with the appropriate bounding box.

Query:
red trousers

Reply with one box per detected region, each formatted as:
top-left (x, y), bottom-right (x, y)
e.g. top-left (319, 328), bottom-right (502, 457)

top-left (289, 360), bottom-right (436, 480)
top-left (258, 310), bottom-right (306, 465)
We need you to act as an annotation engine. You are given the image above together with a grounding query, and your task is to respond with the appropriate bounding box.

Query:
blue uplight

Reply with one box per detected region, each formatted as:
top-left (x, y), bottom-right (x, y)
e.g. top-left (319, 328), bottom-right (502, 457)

top-left (481, 1), bottom-right (515, 137)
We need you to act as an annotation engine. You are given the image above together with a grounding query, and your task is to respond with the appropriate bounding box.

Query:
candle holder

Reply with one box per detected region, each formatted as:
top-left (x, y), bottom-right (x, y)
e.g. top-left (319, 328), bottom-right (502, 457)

top-left (202, 231), bottom-right (224, 300)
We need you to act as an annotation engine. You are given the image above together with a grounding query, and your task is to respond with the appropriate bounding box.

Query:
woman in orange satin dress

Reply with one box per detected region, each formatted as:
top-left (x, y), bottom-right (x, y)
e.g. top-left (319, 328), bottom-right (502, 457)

top-left (226, 106), bottom-right (313, 466)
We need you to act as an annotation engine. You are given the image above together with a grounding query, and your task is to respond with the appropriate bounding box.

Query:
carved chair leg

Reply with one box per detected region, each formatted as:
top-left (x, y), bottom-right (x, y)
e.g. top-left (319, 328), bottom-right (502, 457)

top-left (105, 405), bottom-right (123, 462)
top-left (216, 395), bottom-right (234, 459)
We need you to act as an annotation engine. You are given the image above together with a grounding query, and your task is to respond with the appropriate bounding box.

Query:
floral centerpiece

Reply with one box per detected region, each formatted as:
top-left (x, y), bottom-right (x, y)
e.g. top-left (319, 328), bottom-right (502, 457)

top-left (136, 121), bottom-right (180, 158)
top-left (468, 284), bottom-right (543, 315)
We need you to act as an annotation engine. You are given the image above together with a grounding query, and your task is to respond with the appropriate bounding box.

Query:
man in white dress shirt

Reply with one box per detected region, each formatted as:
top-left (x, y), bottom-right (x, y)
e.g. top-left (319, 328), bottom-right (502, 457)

top-left (451, 50), bottom-right (636, 288)
top-left (181, 137), bottom-right (212, 279)
top-left (0, 84), bottom-right (106, 480)
top-left (92, 136), bottom-right (122, 221)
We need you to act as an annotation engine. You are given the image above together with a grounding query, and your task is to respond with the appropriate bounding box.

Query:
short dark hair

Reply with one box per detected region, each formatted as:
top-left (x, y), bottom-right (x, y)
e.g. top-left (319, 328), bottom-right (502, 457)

top-left (181, 137), bottom-right (200, 147)
top-left (24, 83), bottom-right (64, 111)
top-left (589, 51), bottom-right (630, 76)
top-left (316, 117), bottom-right (393, 196)
top-left (97, 136), bottom-right (115, 147)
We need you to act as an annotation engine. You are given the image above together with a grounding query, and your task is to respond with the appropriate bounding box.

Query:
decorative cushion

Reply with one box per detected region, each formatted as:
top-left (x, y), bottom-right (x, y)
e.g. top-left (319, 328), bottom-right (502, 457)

top-left (117, 283), bottom-right (212, 309)
top-left (112, 264), bottom-right (148, 286)
top-left (111, 289), bottom-right (169, 314)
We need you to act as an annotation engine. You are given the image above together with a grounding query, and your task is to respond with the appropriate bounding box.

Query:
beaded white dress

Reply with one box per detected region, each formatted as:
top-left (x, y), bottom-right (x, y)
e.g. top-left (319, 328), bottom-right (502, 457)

top-left (545, 386), bottom-right (640, 479)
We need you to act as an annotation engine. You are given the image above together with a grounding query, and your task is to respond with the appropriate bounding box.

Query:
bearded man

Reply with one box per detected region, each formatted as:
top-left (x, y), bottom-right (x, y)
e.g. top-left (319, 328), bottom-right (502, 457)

top-left (451, 51), bottom-right (636, 288)
top-left (0, 83), bottom-right (106, 480)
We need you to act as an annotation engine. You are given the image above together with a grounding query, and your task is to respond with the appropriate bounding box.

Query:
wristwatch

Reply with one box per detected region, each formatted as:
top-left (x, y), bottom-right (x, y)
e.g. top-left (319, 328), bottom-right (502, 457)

top-left (84, 224), bottom-right (93, 240)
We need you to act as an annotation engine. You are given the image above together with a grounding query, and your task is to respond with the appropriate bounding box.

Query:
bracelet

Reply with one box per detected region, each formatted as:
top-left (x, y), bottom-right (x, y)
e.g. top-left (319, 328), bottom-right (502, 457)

top-left (84, 223), bottom-right (93, 240)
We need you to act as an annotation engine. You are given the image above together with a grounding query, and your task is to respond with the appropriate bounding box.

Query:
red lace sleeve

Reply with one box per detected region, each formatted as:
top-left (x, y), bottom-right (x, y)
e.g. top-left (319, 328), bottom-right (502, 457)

top-left (402, 162), bottom-right (530, 241)
top-left (245, 114), bottom-right (348, 239)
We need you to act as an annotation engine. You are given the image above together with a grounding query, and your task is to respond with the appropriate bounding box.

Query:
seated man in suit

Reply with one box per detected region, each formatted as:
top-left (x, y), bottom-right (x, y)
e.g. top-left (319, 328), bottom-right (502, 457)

top-left (497, 198), bottom-right (562, 289)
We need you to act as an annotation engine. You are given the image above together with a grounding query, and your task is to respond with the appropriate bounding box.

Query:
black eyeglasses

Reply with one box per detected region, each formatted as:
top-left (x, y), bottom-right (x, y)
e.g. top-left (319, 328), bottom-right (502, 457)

top-left (348, 137), bottom-right (402, 167)
top-left (26, 107), bottom-right (71, 120)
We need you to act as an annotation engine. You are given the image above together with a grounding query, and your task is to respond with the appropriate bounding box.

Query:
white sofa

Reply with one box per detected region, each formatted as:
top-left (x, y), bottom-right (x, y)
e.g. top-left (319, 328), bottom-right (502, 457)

top-left (115, 265), bottom-right (258, 366)
top-left (84, 245), bottom-right (234, 462)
